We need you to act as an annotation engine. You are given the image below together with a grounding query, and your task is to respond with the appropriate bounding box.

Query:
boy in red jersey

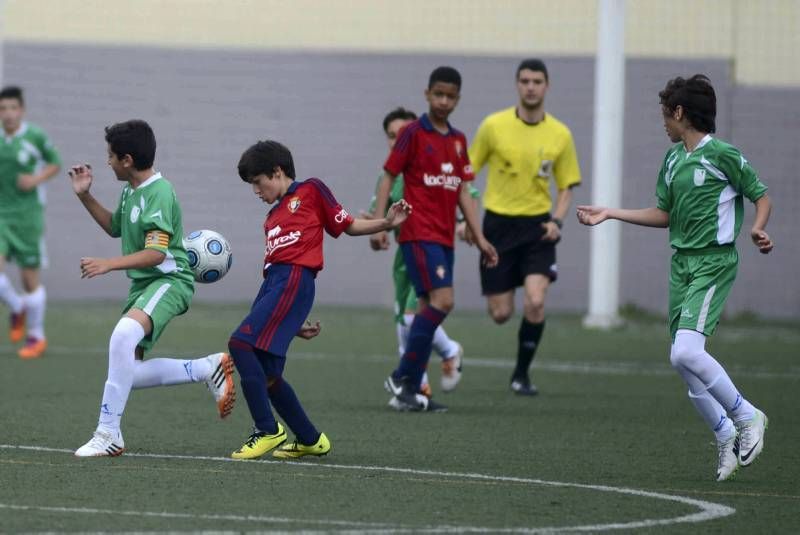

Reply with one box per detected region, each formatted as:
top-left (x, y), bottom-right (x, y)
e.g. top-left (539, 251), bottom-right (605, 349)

top-left (229, 140), bottom-right (411, 459)
top-left (371, 67), bottom-right (499, 412)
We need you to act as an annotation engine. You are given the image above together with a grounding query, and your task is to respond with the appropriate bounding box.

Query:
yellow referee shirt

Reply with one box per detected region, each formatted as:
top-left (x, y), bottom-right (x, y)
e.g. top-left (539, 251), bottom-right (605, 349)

top-left (469, 107), bottom-right (581, 216)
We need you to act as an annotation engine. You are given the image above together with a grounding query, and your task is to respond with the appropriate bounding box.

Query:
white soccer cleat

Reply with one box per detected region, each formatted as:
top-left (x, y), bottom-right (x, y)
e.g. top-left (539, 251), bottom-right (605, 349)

top-left (736, 409), bottom-right (768, 467)
top-left (440, 342), bottom-right (463, 392)
top-left (206, 352), bottom-right (236, 419)
top-left (75, 429), bottom-right (125, 457)
top-left (716, 430), bottom-right (739, 482)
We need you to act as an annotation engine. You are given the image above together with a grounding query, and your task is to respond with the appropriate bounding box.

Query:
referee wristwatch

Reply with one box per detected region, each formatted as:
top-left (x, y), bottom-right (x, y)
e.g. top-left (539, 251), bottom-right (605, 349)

top-left (551, 217), bottom-right (563, 229)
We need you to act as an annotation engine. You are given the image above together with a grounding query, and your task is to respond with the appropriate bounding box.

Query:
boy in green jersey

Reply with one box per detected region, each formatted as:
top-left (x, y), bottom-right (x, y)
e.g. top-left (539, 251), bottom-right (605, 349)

top-left (70, 120), bottom-right (235, 457)
top-left (577, 75), bottom-right (772, 482)
top-left (367, 107), bottom-right (473, 397)
top-left (0, 86), bottom-right (61, 359)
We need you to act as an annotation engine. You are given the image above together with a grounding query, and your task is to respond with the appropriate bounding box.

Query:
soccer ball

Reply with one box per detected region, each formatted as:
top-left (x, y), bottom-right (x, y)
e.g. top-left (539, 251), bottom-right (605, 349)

top-left (183, 229), bottom-right (233, 283)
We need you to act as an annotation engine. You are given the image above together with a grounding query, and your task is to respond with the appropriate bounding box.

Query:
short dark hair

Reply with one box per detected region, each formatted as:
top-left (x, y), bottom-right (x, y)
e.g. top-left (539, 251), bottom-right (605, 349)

top-left (238, 140), bottom-right (296, 182)
top-left (659, 74), bottom-right (716, 133)
top-left (516, 58), bottom-right (548, 82)
top-left (0, 86), bottom-right (24, 105)
top-left (428, 66), bottom-right (461, 90)
top-left (104, 120), bottom-right (156, 170)
top-left (382, 107), bottom-right (417, 133)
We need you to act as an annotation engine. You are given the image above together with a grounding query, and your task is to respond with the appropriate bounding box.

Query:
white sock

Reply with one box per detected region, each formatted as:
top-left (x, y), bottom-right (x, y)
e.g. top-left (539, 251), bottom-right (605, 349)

top-left (671, 329), bottom-right (755, 422)
top-left (22, 285), bottom-right (46, 340)
top-left (421, 371), bottom-right (430, 388)
top-left (132, 355), bottom-right (215, 388)
top-left (396, 322), bottom-right (408, 357)
top-left (432, 326), bottom-right (459, 360)
top-left (97, 317), bottom-right (144, 433)
top-left (0, 273), bottom-right (23, 313)
top-left (672, 355), bottom-right (731, 438)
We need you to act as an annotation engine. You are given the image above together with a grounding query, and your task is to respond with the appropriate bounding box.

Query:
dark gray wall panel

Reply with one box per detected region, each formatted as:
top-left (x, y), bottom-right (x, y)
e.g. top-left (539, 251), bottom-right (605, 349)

top-left (3, 43), bottom-right (796, 318)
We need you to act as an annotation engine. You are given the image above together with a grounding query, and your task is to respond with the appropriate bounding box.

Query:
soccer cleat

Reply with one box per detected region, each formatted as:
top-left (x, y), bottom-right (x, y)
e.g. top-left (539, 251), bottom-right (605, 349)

top-left (510, 376), bottom-right (539, 396)
top-left (75, 429), bottom-right (125, 457)
top-left (384, 374), bottom-right (404, 396)
top-left (440, 342), bottom-right (463, 392)
top-left (716, 430), bottom-right (739, 482)
top-left (18, 337), bottom-right (47, 360)
top-left (231, 423), bottom-right (286, 459)
top-left (420, 382), bottom-right (432, 398)
top-left (735, 409), bottom-right (768, 467)
top-left (206, 352), bottom-right (236, 418)
top-left (273, 432), bottom-right (331, 459)
top-left (9, 310), bottom-right (25, 343)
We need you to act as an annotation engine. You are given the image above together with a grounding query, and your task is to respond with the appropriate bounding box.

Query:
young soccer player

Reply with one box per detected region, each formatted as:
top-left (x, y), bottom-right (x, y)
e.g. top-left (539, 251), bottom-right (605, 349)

top-left (0, 86), bottom-right (61, 359)
top-left (469, 59), bottom-right (581, 396)
top-left (70, 119), bottom-right (235, 457)
top-left (368, 107), bottom-right (477, 397)
top-left (577, 75), bottom-right (772, 481)
top-left (229, 140), bottom-right (411, 459)
top-left (371, 67), bottom-right (499, 412)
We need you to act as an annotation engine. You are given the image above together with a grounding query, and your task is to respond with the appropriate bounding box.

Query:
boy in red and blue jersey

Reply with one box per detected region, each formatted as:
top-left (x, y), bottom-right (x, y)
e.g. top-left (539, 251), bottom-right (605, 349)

top-left (230, 140), bottom-right (411, 459)
top-left (371, 67), bottom-right (499, 412)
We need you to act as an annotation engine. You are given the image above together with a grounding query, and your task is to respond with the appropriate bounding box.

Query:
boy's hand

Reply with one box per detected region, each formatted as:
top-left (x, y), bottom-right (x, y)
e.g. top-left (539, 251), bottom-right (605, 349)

top-left (477, 238), bottom-right (499, 268)
top-left (68, 164), bottom-right (94, 196)
top-left (80, 257), bottom-right (111, 279)
top-left (17, 174), bottom-right (40, 192)
top-left (751, 228), bottom-right (773, 254)
top-left (576, 205), bottom-right (609, 226)
top-left (541, 220), bottom-right (561, 241)
top-left (296, 320), bottom-right (322, 339)
top-left (370, 231), bottom-right (390, 250)
top-left (385, 199), bottom-right (411, 228)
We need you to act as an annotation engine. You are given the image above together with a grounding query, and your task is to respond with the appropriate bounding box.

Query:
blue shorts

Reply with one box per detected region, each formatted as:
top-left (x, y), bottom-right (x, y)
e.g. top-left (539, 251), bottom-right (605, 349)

top-left (231, 264), bottom-right (315, 357)
top-left (400, 241), bottom-right (454, 297)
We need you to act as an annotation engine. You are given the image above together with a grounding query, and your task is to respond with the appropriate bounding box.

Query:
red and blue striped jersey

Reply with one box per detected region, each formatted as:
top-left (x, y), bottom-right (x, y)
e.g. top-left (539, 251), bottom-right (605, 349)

top-left (384, 113), bottom-right (474, 247)
top-left (263, 178), bottom-right (354, 273)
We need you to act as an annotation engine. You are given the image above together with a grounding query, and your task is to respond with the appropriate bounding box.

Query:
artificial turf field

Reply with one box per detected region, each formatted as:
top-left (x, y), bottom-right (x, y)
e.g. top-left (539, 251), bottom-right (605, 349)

top-left (1, 301), bottom-right (798, 533)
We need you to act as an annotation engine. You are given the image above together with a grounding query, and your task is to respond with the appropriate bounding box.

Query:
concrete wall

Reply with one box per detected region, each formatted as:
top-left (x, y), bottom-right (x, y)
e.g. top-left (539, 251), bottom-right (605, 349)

top-left (3, 43), bottom-right (797, 318)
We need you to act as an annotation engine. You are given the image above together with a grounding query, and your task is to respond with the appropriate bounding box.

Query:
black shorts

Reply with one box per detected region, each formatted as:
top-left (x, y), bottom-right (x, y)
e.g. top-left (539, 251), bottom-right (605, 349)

top-left (480, 210), bottom-right (558, 295)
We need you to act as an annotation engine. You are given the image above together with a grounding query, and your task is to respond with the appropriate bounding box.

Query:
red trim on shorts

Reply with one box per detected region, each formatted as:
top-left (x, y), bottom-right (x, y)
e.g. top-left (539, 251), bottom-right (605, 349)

top-left (412, 242), bottom-right (432, 291)
top-left (256, 265), bottom-right (302, 350)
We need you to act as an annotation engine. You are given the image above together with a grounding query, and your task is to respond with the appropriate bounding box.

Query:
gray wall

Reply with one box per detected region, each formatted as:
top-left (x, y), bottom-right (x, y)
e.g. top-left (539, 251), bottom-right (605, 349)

top-left (4, 43), bottom-right (797, 318)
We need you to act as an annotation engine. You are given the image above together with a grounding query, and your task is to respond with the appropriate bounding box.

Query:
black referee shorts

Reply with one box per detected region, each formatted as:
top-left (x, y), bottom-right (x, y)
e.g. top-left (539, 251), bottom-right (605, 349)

top-left (480, 210), bottom-right (558, 295)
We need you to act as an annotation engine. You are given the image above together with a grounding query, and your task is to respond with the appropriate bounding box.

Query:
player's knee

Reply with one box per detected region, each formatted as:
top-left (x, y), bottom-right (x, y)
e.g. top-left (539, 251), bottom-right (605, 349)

top-left (488, 304), bottom-right (512, 324)
top-left (523, 300), bottom-right (545, 322)
top-left (430, 294), bottom-right (454, 313)
top-left (669, 342), bottom-right (702, 370)
top-left (109, 317), bottom-right (144, 356)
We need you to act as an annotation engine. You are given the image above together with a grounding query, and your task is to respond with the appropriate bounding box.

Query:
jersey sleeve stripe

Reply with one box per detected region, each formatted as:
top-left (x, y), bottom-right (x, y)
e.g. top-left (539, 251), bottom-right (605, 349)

top-left (394, 123), bottom-right (419, 153)
top-left (305, 178), bottom-right (339, 207)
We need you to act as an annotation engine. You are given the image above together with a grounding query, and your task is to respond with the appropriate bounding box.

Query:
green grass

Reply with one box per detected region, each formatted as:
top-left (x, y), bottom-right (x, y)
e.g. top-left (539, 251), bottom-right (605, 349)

top-left (1, 302), bottom-right (799, 532)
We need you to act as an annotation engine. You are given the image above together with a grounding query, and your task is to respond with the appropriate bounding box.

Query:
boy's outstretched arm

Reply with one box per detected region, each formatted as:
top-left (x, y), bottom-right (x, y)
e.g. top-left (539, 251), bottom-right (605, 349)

top-left (80, 249), bottom-right (166, 279)
top-left (750, 194), bottom-right (773, 254)
top-left (346, 199), bottom-right (411, 236)
top-left (368, 171), bottom-right (398, 249)
top-left (576, 205), bottom-right (669, 228)
top-left (458, 185), bottom-right (499, 267)
top-left (69, 163), bottom-right (114, 236)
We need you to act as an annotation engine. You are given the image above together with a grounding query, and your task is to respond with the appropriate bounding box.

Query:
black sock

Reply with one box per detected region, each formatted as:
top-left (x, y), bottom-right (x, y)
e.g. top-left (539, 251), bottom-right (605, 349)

top-left (513, 319), bottom-right (544, 380)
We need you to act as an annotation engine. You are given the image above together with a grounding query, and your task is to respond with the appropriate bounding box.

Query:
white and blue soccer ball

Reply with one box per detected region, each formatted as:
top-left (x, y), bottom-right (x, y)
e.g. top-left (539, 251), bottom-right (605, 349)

top-left (183, 229), bottom-right (232, 283)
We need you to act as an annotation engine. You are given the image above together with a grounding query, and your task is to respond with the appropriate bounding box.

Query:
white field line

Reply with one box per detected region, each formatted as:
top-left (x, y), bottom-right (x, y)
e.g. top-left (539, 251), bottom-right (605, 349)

top-left (5, 343), bottom-right (798, 380)
top-left (1, 444), bottom-right (734, 533)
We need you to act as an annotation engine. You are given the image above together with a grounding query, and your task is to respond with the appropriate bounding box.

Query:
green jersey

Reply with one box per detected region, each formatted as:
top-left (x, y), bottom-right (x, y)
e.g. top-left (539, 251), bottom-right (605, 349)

top-left (110, 173), bottom-right (194, 285)
top-left (656, 136), bottom-right (767, 251)
top-left (0, 122), bottom-right (61, 217)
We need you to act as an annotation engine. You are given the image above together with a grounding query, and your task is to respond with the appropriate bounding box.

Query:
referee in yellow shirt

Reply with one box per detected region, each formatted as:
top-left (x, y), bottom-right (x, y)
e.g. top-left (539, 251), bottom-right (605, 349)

top-left (469, 59), bottom-right (581, 396)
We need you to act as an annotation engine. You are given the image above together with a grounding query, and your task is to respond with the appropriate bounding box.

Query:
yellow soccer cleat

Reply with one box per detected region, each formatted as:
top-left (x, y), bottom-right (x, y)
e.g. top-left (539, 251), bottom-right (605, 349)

top-left (231, 423), bottom-right (287, 459)
top-left (9, 311), bottom-right (26, 343)
top-left (273, 432), bottom-right (331, 459)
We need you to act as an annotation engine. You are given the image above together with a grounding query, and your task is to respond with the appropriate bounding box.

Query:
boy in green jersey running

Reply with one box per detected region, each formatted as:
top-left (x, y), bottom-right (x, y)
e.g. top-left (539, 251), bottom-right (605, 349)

top-left (70, 120), bottom-right (235, 457)
top-left (577, 75), bottom-right (772, 482)
top-left (0, 86), bottom-right (61, 359)
top-left (368, 107), bottom-right (479, 397)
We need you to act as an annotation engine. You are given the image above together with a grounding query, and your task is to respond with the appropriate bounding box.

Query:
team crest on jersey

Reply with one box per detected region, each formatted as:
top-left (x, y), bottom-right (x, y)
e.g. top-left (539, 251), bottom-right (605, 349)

top-left (287, 196), bottom-right (301, 213)
top-left (693, 168), bottom-right (706, 186)
top-left (130, 198), bottom-right (146, 223)
top-left (441, 162), bottom-right (454, 174)
top-left (436, 265), bottom-right (446, 279)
